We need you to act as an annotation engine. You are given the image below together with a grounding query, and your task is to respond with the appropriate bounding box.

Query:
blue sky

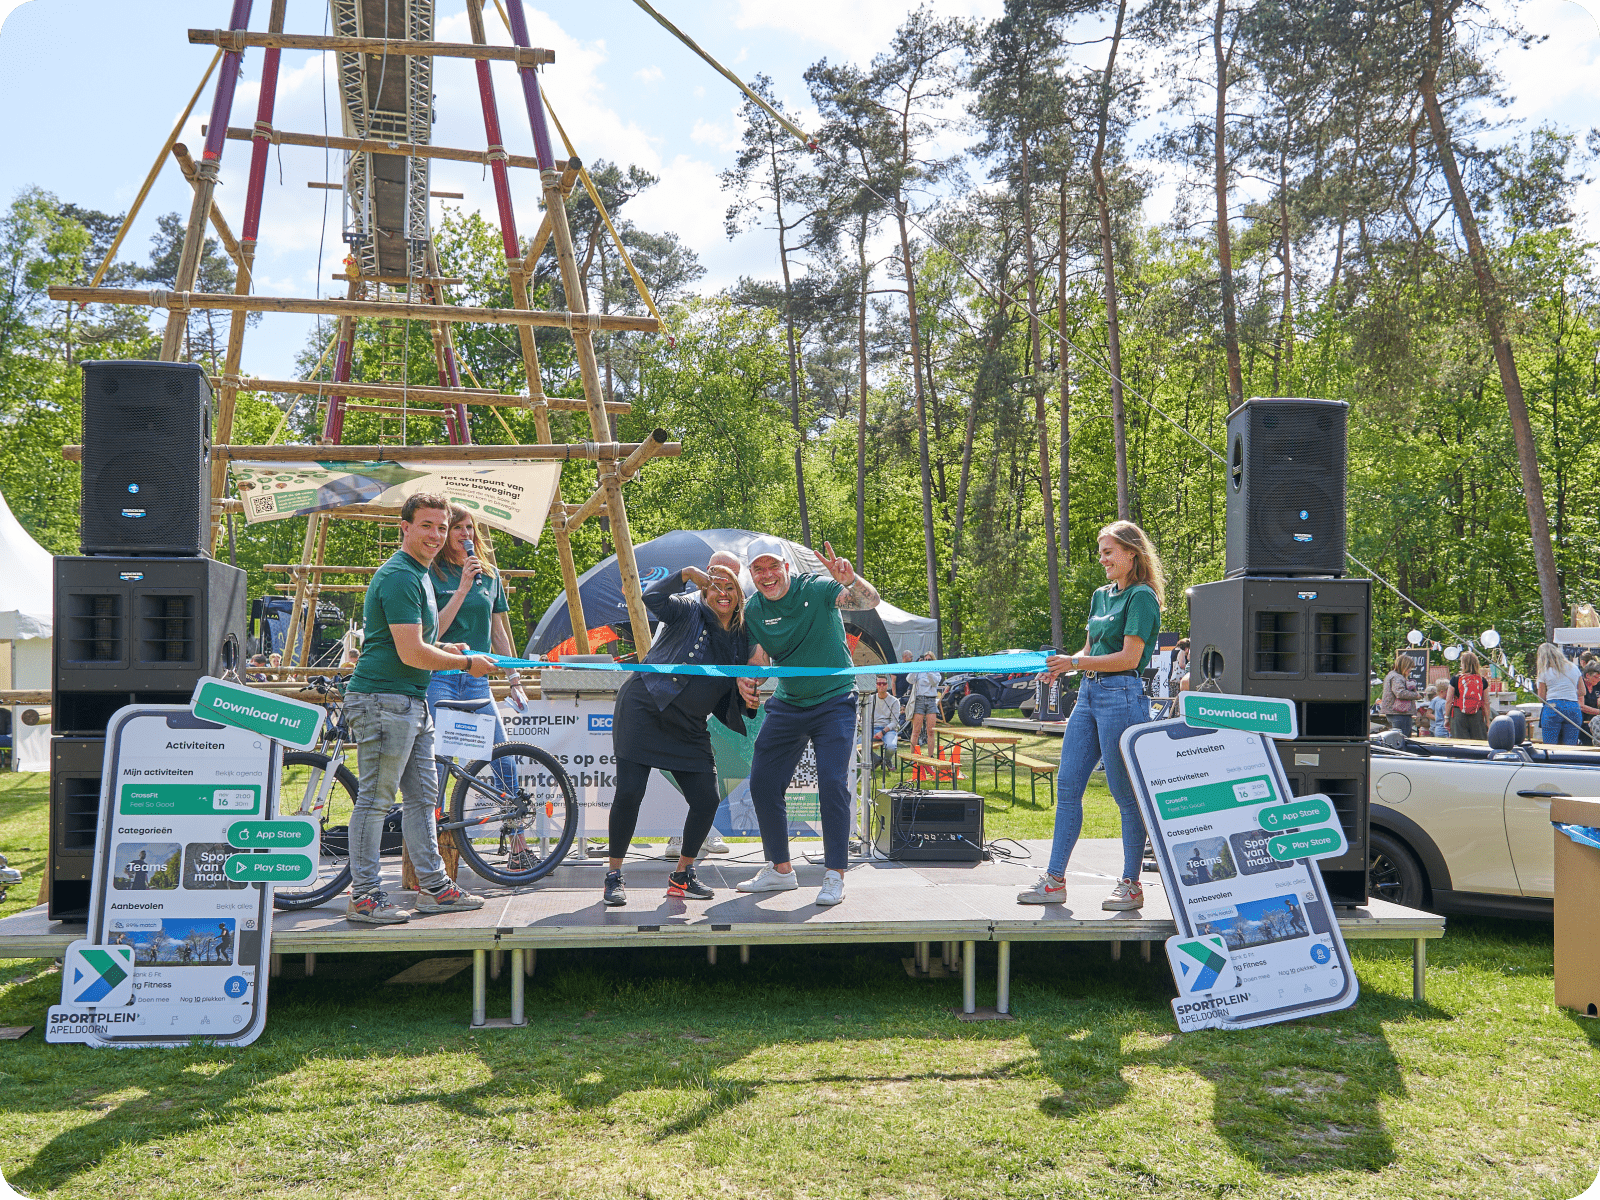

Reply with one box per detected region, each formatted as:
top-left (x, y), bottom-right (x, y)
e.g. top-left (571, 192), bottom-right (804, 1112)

top-left (1, 0), bottom-right (1596, 381)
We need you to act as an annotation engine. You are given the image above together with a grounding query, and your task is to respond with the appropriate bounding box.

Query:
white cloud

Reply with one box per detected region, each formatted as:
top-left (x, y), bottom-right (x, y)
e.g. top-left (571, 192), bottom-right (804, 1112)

top-left (634, 65), bottom-right (664, 84)
top-left (732, 0), bottom-right (1003, 61)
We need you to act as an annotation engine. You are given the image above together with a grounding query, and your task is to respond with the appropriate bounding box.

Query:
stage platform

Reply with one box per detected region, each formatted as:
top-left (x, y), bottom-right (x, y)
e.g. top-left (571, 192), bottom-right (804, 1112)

top-left (0, 839), bottom-right (1444, 1025)
top-left (984, 717), bottom-right (1066, 736)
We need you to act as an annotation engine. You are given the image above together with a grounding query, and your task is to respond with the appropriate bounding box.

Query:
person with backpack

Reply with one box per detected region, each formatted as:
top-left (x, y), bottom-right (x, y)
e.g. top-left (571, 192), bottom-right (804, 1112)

top-left (1378, 652), bottom-right (1423, 737)
top-left (1447, 651), bottom-right (1490, 741)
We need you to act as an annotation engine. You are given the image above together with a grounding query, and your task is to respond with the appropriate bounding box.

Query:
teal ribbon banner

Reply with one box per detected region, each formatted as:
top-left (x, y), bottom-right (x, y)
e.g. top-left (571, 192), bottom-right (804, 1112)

top-left (488, 651), bottom-right (1049, 679)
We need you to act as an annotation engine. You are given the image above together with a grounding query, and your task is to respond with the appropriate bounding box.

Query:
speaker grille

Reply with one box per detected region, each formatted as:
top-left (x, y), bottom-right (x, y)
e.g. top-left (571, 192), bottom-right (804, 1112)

top-left (1226, 398), bottom-right (1348, 576)
top-left (80, 361), bottom-right (211, 556)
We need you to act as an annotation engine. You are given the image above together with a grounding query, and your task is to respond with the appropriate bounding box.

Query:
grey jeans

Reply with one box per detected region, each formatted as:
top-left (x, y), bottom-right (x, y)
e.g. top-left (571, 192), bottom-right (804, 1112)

top-left (345, 691), bottom-right (447, 896)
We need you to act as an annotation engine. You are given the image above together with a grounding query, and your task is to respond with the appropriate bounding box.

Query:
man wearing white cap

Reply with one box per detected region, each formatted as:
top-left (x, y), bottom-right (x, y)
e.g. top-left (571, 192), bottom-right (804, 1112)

top-left (734, 536), bottom-right (880, 905)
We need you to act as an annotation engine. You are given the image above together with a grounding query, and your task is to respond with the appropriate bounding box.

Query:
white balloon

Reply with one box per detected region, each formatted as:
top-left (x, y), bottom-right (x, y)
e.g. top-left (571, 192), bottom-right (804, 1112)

top-left (1444, 645), bottom-right (1462, 661)
top-left (1480, 629), bottom-right (1501, 649)
top-left (1407, 629), bottom-right (1424, 645)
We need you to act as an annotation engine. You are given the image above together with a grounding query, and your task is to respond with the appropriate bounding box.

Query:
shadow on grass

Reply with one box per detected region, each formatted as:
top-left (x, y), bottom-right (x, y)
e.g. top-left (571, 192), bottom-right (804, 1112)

top-left (1012, 937), bottom-right (1440, 1179)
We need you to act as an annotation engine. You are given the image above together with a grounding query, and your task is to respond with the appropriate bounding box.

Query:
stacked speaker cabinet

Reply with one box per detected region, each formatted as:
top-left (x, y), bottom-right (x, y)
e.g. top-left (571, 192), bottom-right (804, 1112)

top-left (49, 360), bottom-right (232, 919)
top-left (1190, 397), bottom-right (1371, 906)
top-left (79, 360), bottom-right (212, 557)
top-left (47, 556), bottom-right (247, 918)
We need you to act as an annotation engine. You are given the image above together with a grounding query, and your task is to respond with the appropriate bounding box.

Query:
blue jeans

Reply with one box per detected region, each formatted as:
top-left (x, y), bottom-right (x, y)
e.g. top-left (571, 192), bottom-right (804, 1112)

top-left (749, 693), bottom-right (858, 870)
top-left (1541, 698), bottom-right (1582, 746)
top-left (345, 692), bottom-right (446, 896)
top-left (426, 671), bottom-right (509, 798)
top-left (1050, 674), bottom-right (1151, 882)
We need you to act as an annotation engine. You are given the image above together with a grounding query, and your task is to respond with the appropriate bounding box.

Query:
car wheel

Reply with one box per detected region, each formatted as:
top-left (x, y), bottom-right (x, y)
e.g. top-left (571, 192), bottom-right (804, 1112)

top-left (1368, 830), bottom-right (1427, 910)
top-left (958, 693), bottom-right (992, 726)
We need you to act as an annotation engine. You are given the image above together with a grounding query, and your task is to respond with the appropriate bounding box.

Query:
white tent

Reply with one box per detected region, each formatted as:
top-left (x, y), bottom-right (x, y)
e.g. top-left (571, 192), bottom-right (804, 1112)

top-left (0, 489), bottom-right (54, 771)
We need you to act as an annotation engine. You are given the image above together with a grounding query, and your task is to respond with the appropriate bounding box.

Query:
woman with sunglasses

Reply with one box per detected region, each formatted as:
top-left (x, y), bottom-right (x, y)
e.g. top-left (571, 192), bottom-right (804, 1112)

top-left (603, 552), bottom-right (752, 907)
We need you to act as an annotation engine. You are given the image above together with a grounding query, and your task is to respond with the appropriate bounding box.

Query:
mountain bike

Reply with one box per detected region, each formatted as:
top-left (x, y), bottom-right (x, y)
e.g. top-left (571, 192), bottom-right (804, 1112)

top-left (272, 680), bottom-right (579, 910)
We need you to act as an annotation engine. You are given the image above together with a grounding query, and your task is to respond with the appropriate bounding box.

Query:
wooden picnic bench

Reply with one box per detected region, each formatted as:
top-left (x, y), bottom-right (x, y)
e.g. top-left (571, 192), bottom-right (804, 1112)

top-left (934, 725), bottom-right (1023, 794)
top-left (896, 747), bottom-right (966, 788)
top-left (1013, 754), bottom-right (1058, 806)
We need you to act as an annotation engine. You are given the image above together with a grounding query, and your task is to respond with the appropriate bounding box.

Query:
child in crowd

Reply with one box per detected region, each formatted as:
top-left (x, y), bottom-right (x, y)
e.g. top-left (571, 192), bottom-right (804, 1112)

top-left (1429, 681), bottom-right (1450, 738)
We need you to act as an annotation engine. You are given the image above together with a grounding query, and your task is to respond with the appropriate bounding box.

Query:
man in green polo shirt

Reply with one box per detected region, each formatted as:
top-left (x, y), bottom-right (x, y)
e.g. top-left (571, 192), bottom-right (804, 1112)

top-left (343, 492), bottom-right (494, 925)
top-left (734, 536), bottom-right (880, 907)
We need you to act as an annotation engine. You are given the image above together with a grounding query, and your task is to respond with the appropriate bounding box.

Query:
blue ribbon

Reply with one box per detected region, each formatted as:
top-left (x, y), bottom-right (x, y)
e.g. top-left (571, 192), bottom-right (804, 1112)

top-left (488, 651), bottom-right (1050, 679)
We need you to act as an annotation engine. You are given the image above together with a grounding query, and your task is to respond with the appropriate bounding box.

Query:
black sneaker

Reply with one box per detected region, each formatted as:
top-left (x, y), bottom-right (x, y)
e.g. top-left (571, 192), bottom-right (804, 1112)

top-left (603, 870), bottom-right (627, 907)
top-left (667, 867), bottom-right (714, 900)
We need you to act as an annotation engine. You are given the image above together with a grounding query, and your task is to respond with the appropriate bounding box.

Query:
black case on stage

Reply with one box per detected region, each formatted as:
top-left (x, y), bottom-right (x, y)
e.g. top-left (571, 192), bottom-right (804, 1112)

top-left (47, 737), bottom-right (105, 921)
top-left (872, 788), bottom-right (985, 862)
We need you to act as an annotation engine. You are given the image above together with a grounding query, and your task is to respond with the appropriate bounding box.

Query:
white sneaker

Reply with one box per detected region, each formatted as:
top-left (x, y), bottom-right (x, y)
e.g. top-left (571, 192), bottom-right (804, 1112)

top-left (667, 833), bottom-right (731, 857)
top-left (816, 869), bottom-right (845, 906)
top-left (735, 865), bottom-right (799, 893)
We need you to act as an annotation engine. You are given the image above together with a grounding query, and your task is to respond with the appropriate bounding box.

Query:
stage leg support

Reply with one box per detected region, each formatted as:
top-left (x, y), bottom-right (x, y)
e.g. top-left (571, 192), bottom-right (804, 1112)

top-left (1413, 938), bottom-right (1426, 1002)
top-left (510, 950), bottom-right (526, 1026)
top-left (996, 941), bottom-right (1011, 1015)
top-left (524, 948), bottom-right (537, 976)
top-left (1111, 941), bottom-right (1121, 962)
top-left (304, 953), bottom-right (316, 977)
top-left (491, 948), bottom-right (503, 980)
top-left (962, 940), bottom-right (976, 1014)
top-left (472, 949), bottom-right (487, 1027)
top-left (707, 945), bottom-right (718, 966)
top-left (1141, 941), bottom-right (1151, 963)
top-left (269, 953), bottom-right (281, 978)
top-left (739, 945), bottom-right (750, 965)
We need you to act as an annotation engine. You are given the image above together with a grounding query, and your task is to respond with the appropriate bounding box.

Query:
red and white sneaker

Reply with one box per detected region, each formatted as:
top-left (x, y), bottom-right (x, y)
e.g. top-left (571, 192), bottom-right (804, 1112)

top-left (415, 881), bottom-right (486, 914)
top-left (1102, 878), bottom-right (1144, 910)
top-left (1017, 873), bottom-right (1066, 905)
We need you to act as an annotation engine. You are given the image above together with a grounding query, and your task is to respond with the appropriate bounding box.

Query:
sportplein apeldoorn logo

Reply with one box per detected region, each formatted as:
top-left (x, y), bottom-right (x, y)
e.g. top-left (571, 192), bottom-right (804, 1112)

top-left (65, 943), bottom-right (135, 1006)
top-left (1175, 940), bottom-right (1228, 993)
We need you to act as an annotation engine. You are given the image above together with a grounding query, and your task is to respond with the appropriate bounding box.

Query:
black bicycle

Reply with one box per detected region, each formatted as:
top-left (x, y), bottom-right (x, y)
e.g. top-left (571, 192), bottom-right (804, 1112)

top-left (272, 685), bottom-right (579, 910)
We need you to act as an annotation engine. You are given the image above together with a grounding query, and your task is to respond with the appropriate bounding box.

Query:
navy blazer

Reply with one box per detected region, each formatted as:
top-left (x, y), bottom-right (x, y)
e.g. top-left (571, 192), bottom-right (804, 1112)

top-left (638, 570), bottom-right (751, 733)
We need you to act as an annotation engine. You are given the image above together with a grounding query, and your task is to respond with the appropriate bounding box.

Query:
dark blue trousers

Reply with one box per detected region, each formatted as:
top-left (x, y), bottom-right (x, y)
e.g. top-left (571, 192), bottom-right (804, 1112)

top-left (749, 693), bottom-right (858, 870)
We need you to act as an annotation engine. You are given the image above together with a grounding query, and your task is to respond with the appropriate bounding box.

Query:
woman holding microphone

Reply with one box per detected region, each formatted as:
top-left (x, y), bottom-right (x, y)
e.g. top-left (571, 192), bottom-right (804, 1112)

top-left (427, 507), bottom-right (526, 797)
top-left (603, 552), bottom-right (752, 907)
top-left (1018, 521), bottom-right (1164, 910)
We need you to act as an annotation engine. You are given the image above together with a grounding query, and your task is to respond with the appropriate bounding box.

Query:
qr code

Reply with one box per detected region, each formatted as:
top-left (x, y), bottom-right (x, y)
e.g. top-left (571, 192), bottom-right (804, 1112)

top-left (250, 495), bottom-right (277, 516)
top-left (788, 746), bottom-right (819, 789)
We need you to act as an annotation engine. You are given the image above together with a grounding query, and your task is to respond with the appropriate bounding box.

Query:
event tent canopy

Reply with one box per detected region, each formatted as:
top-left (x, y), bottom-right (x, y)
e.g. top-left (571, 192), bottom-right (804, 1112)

top-left (523, 528), bottom-right (937, 661)
top-left (0, 488), bottom-right (53, 640)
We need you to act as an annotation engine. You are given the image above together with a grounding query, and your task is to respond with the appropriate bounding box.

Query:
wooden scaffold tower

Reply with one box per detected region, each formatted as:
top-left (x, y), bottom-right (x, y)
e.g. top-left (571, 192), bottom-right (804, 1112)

top-left (53, 0), bottom-right (678, 686)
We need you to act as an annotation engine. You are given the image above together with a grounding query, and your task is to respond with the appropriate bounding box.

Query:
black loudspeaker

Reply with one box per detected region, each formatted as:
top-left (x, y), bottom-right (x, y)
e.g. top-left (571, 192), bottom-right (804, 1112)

top-left (872, 789), bottom-right (985, 861)
top-left (1274, 739), bottom-right (1370, 906)
top-left (52, 556), bottom-right (247, 737)
top-left (80, 360), bottom-right (212, 556)
top-left (1187, 576), bottom-right (1371, 739)
top-left (48, 737), bottom-right (105, 921)
top-left (1225, 397), bottom-right (1348, 577)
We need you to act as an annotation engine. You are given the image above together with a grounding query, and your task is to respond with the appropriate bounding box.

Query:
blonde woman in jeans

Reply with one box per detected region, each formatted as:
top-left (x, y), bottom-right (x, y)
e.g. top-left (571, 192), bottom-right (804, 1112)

top-left (1378, 652), bottom-right (1422, 737)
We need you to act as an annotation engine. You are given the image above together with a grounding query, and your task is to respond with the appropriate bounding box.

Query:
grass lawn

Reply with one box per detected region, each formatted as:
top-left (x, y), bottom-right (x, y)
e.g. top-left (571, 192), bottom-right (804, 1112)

top-left (2, 753), bottom-right (1598, 1199)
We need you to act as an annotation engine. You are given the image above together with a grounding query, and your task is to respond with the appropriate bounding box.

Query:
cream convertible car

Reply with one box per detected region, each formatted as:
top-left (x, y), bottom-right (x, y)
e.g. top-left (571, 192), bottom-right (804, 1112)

top-left (1367, 713), bottom-right (1568, 919)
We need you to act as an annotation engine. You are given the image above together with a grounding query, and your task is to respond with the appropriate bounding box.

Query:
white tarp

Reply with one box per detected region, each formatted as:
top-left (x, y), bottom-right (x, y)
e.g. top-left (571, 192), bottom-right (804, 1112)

top-left (0, 487), bottom-right (53, 639)
top-left (231, 459), bottom-right (563, 545)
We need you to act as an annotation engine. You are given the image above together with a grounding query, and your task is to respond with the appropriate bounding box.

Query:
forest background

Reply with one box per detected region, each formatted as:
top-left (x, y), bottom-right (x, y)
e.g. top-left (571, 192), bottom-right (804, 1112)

top-left (2, 0), bottom-right (1596, 670)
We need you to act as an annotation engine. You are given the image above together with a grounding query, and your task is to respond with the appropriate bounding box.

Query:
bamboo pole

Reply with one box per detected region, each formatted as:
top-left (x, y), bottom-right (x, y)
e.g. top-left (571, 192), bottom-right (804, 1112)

top-left (171, 144), bottom-right (244, 268)
top-left (211, 125), bottom-right (568, 173)
top-left (86, 50), bottom-right (223, 291)
top-left (262, 563), bottom-right (538, 576)
top-left (293, 515), bottom-right (332, 668)
top-left (493, 0), bottom-right (655, 650)
top-left (187, 28), bottom-right (556, 65)
top-left (161, 0), bottom-right (254, 360)
top-left (321, 281), bottom-right (361, 442)
top-left (279, 513), bottom-right (322, 671)
top-left (557, 431), bottom-right (674, 533)
top-left (521, 161), bottom-right (581, 274)
top-left (49, 286), bottom-right (660, 333)
top-left (463, 0), bottom-right (592, 655)
top-left (62, 438), bottom-right (677, 463)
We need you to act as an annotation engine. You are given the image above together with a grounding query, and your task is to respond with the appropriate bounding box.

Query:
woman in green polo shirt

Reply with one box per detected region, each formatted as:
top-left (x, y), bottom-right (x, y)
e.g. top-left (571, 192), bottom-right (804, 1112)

top-left (1018, 520), bottom-right (1164, 911)
top-left (427, 507), bottom-right (526, 793)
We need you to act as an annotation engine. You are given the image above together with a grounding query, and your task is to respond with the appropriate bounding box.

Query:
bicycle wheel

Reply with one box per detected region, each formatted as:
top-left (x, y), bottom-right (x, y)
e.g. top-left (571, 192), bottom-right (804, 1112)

top-left (273, 750), bottom-right (356, 910)
top-left (446, 741), bottom-right (578, 887)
